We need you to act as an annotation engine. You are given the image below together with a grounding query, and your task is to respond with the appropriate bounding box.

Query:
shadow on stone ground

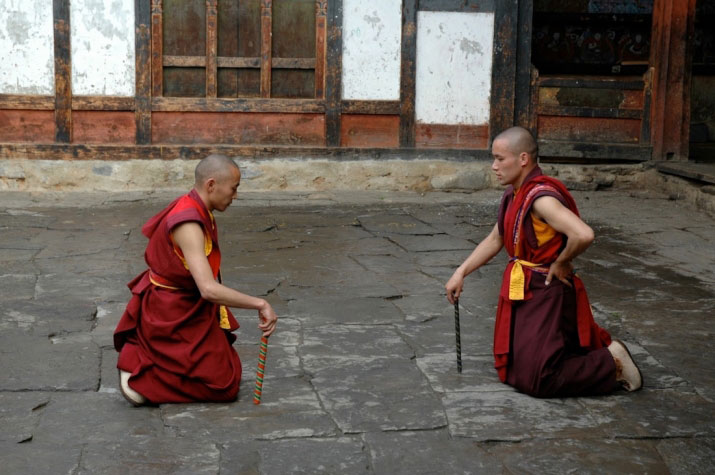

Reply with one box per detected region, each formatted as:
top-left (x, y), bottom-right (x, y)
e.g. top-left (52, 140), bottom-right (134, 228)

top-left (1, 189), bottom-right (714, 474)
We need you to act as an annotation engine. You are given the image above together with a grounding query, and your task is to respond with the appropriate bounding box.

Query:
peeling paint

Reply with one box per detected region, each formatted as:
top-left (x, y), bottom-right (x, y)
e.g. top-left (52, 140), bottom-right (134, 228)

top-left (0, 0), bottom-right (54, 95)
top-left (71, 0), bottom-right (135, 96)
top-left (342, 0), bottom-right (401, 100)
top-left (416, 12), bottom-right (494, 125)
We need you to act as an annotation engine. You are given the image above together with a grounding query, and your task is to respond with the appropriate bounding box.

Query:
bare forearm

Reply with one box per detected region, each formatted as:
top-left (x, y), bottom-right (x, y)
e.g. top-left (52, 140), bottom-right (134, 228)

top-left (200, 281), bottom-right (267, 310)
top-left (455, 232), bottom-right (503, 278)
top-left (555, 228), bottom-right (594, 265)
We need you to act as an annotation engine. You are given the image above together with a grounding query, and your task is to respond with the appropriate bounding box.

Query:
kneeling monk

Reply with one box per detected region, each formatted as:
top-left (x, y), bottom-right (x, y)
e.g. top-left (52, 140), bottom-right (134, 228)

top-left (114, 154), bottom-right (278, 405)
top-left (445, 127), bottom-right (642, 398)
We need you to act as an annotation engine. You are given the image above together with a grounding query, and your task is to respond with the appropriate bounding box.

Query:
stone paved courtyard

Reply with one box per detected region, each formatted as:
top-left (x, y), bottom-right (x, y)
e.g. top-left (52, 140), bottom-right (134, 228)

top-left (1, 189), bottom-right (714, 474)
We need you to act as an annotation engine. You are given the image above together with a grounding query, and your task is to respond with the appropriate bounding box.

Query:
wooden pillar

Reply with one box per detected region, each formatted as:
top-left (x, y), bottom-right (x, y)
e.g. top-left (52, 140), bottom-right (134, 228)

top-left (206, 0), bottom-right (218, 98)
top-left (514, 0), bottom-right (534, 133)
top-left (135, 0), bottom-right (152, 144)
top-left (325, 0), bottom-right (343, 146)
top-left (315, 1), bottom-right (328, 99)
top-left (399, 0), bottom-right (417, 148)
top-left (53, 0), bottom-right (72, 143)
top-left (151, 0), bottom-right (163, 97)
top-left (649, 0), bottom-right (697, 160)
top-left (260, 0), bottom-right (273, 98)
top-left (489, 0), bottom-right (518, 143)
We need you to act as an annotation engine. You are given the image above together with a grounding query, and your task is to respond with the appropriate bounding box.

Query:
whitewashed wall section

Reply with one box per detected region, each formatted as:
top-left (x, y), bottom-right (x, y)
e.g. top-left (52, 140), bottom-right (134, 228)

top-left (341, 0), bottom-right (401, 100)
top-left (0, 0), bottom-right (54, 94)
top-left (416, 12), bottom-right (494, 125)
top-left (71, 0), bottom-right (135, 96)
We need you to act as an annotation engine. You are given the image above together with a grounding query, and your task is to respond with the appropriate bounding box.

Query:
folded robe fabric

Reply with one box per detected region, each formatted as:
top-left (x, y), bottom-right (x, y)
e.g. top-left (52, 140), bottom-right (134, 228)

top-left (114, 189), bottom-right (242, 403)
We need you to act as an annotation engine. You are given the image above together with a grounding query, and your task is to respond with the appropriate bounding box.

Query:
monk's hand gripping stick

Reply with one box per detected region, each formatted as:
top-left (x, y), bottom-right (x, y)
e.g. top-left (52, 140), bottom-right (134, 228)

top-left (454, 297), bottom-right (462, 373)
top-left (253, 336), bottom-right (269, 404)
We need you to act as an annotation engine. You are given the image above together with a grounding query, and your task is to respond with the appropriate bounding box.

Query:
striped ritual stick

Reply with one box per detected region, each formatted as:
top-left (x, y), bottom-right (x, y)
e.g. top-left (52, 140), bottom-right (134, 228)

top-left (253, 336), bottom-right (269, 404)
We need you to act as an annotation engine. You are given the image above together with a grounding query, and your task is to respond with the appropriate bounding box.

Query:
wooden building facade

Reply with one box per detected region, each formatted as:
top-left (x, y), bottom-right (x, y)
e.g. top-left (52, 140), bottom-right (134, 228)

top-left (0, 0), bottom-right (708, 163)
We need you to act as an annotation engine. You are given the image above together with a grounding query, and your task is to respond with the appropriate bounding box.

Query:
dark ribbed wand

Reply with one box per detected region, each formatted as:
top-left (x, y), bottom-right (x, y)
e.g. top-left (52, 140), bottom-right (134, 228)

top-left (454, 297), bottom-right (462, 373)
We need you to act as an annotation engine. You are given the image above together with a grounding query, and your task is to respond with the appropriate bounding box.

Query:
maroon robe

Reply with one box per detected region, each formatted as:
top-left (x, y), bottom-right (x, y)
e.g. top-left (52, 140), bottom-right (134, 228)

top-left (114, 189), bottom-right (242, 403)
top-left (494, 167), bottom-right (618, 397)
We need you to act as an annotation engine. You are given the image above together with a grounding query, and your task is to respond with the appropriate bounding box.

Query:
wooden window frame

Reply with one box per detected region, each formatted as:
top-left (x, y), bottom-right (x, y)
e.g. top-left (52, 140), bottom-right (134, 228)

top-left (150, 0), bottom-right (327, 105)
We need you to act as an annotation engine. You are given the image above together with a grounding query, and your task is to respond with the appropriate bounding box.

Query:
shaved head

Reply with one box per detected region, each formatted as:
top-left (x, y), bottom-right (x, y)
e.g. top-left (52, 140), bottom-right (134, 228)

top-left (493, 126), bottom-right (538, 162)
top-left (194, 154), bottom-right (240, 186)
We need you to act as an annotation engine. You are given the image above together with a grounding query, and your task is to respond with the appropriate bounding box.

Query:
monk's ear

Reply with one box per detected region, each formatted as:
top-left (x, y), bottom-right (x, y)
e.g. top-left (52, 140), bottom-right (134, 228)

top-left (519, 152), bottom-right (530, 167)
top-left (205, 177), bottom-right (217, 192)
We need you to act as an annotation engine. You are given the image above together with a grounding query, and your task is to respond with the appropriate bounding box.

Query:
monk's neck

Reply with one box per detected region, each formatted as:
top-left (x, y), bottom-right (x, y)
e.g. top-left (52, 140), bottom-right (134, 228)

top-left (512, 164), bottom-right (539, 192)
top-left (193, 187), bottom-right (214, 212)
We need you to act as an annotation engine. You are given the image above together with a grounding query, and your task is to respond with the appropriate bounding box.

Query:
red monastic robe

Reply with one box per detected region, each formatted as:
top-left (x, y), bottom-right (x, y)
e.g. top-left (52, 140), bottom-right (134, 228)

top-left (114, 189), bottom-right (242, 403)
top-left (494, 168), bottom-right (617, 397)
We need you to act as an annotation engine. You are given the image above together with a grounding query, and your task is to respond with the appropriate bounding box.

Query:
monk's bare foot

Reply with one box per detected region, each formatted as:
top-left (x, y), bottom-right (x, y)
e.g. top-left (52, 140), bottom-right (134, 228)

top-left (118, 370), bottom-right (147, 406)
top-left (608, 340), bottom-right (643, 392)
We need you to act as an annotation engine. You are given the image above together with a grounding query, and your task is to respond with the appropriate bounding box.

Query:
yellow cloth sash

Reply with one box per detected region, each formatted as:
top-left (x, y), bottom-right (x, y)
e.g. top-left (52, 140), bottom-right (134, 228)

top-left (509, 259), bottom-right (548, 300)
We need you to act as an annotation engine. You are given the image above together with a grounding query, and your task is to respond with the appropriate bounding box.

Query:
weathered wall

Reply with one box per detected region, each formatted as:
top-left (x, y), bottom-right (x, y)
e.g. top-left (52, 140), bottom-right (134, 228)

top-left (415, 12), bottom-right (494, 125)
top-left (341, 0), bottom-right (402, 100)
top-left (0, 0), bottom-right (54, 94)
top-left (71, 0), bottom-right (135, 96)
top-left (0, 158), bottom-right (496, 193)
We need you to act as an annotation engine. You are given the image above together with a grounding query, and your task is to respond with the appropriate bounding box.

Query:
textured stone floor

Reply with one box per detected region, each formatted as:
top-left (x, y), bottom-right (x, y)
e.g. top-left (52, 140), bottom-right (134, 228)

top-left (1, 189), bottom-right (713, 474)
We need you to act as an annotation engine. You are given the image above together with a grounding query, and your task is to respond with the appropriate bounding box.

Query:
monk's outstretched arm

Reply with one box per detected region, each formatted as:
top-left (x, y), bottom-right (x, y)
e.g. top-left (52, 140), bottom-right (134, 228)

top-left (531, 195), bottom-right (595, 287)
top-left (173, 222), bottom-right (278, 337)
top-left (445, 222), bottom-right (503, 304)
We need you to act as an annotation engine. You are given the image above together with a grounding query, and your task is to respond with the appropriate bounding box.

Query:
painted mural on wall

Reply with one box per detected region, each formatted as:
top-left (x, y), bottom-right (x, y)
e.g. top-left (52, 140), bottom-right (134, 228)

top-left (533, 0), bottom-right (652, 75)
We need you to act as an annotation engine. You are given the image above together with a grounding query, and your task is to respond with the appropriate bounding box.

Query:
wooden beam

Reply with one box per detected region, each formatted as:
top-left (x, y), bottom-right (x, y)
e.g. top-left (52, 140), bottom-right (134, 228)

top-left (0, 95), bottom-right (54, 110)
top-left (324, 0), bottom-right (343, 146)
top-left (0, 143), bottom-right (492, 161)
top-left (163, 55), bottom-right (206, 67)
top-left (419, 0), bottom-right (495, 12)
top-left (53, 0), bottom-right (72, 143)
top-left (260, 0), bottom-right (272, 98)
top-left (151, 0), bottom-right (163, 97)
top-left (539, 140), bottom-right (651, 162)
top-left (489, 0), bottom-right (518, 142)
top-left (73, 96), bottom-right (136, 111)
top-left (206, 0), bottom-right (218, 98)
top-left (537, 105), bottom-right (643, 120)
top-left (315, 1), bottom-right (328, 98)
top-left (538, 76), bottom-right (645, 90)
top-left (399, 0), bottom-right (417, 148)
top-left (217, 57), bottom-right (261, 68)
top-left (151, 97), bottom-right (325, 113)
top-left (135, 0), bottom-right (152, 144)
top-left (164, 56), bottom-right (314, 69)
top-left (341, 101), bottom-right (401, 115)
top-left (272, 58), bottom-right (316, 69)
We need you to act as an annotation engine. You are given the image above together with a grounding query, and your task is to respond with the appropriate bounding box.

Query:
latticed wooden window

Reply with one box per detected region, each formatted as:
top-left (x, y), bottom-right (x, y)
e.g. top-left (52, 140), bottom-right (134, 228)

top-left (151, 0), bottom-right (326, 98)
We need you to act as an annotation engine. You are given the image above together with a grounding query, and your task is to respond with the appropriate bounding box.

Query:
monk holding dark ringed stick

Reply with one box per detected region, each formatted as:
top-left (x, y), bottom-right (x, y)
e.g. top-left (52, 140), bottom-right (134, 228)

top-left (445, 127), bottom-right (641, 398)
top-left (114, 154), bottom-right (278, 406)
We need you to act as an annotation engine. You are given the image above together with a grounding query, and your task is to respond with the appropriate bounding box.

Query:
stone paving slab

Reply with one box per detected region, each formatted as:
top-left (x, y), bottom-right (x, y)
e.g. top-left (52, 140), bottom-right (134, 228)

top-left (1, 189), bottom-right (714, 473)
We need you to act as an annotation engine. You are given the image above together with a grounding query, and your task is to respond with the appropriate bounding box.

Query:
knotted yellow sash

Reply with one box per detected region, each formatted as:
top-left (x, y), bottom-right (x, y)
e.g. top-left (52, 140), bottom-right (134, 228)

top-left (509, 259), bottom-right (547, 300)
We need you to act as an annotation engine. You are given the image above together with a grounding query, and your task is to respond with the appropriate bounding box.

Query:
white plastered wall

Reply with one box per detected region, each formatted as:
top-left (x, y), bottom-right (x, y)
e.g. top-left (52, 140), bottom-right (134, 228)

top-left (0, 0), bottom-right (54, 94)
top-left (341, 0), bottom-right (402, 100)
top-left (415, 11), bottom-right (494, 125)
top-left (71, 0), bottom-right (135, 96)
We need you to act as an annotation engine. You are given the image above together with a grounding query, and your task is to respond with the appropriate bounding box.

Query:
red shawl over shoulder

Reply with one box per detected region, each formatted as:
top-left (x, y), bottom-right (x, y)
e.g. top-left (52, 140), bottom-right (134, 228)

top-left (493, 168), bottom-right (611, 382)
top-left (114, 189), bottom-right (241, 403)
